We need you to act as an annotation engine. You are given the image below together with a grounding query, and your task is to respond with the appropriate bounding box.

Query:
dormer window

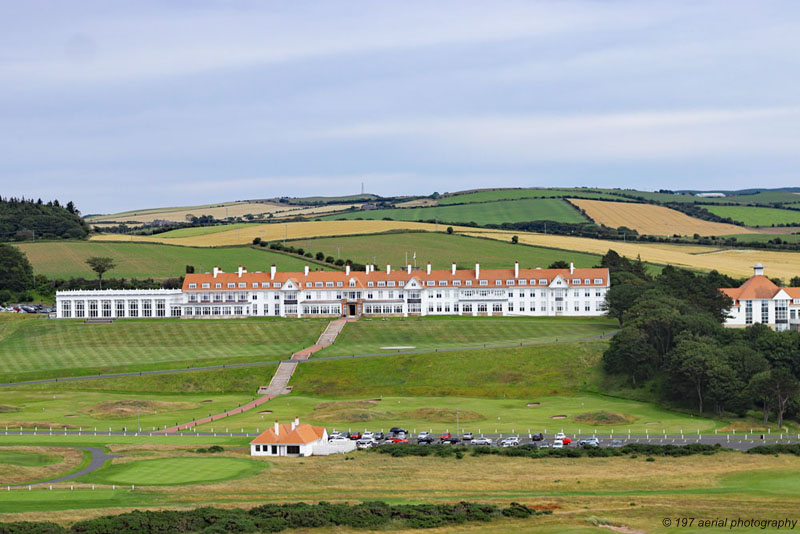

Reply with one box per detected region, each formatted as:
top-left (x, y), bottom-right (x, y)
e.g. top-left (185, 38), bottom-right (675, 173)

top-left (261, 282), bottom-right (269, 288)
top-left (377, 281), bottom-right (386, 287)
top-left (349, 280), bottom-right (356, 287)
top-left (315, 282), bottom-right (323, 288)
top-left (584, 279), bottom-right (590, 284)
top-left (367, 281), bottom-right (374, 287)
top-left (215, 283), bottom-right (222, 288)
top-left (337, 281), bottom-right (343, 287)
top-left (466, 280), bottom-right (472, 286)
top-left (273, 282), bottom-right (281, 288)
top-left (453, 280), bottom-right (461, 286)
top-left (479, 280), bottom-right (488, 286)
top-left (506, 280), bottom-right (514, 285)
top-left (188, 283), bottom-right (197, 289)
top-left (398, 281), bottom-right (404, 287)
top-left (326, 282), bottom-right (334, 287)
top-left (426, 281), bottom-right (435, 286)
top-left (202, 283), bottom-right (210, 288)
top-left (252, 283), bottom-right (259, 288)
top-left (572, 279), bottom-right (581, 284)
top-left (538, 279), bottom-right (547, 285)
top-left (594, 278), bottom-right (603, 284)
top-left (438, 281), bottom-right (447, 286)
top-left (305, 282), bottom-right (312, 288)
top-left (530, 279), bottom-right (536, 285)
top-left (228, 283), bottom-right (236, 288)
top-left (495, 280), bottom-right (502, 286)
top-left (238, 283), bottom-right (246, 288)
top-left (387, 281), bottom-right (395, 287)
top-left (518, 280), bottom-right (527, 286)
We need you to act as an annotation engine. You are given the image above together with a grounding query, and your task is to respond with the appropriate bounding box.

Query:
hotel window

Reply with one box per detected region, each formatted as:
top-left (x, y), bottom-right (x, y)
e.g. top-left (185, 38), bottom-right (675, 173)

top-left (479, 280), bottom-right (488, 286)
top-left (262, 282), bottom-right (269, 288)
top-left (426, 281), bottom-right (435, 286)
top-left (188, 283), bottom-right (197, 289)
top-left (349, 280), bottom-right (356, 287)
top-left (507, 291), bottom-right (514, 298)
top-left (436, 303), bottom-right (442, 312)
top-left (585, 290), bottom-right (590, 297)
top-left (506, 280), bottom-right (515, 285)
top-left (156, 299), bottom-right (166, 317)
top-left (585, 305), bottom-right (591, 311)
top-left (477, 304), bottom-right (487, 313)
top-left (438, 281), bottom-right (447, 286)
top-left (761, 301), bottom-right (769, 323)
top-left (202, 283), bottom-right (210, 289)
top-left (508, 303), bottom-right (514, 312)
top-left (596, 290), bottom-right (602, 297)
top-left (745, 301), bottom-right (753, 324)
top-left (367, 281), bottom-right (374, 287)
top-left (428, 304), bottom-right (434, 312)
top-left (228, 283), bottom-right (235, 288)
top-left (572, 279), bottom-right (581, 284)
top-left (492, 303), bottom-right (502, 312)
top-left (594, 278), bottom-right (603, 284)
top-left (398, 281), bottom-right (404, 287)
top-left (436, 291), bottom-right (442, 298)
top-left (529, 280), bottom-right (536, 285)
top-left (216, 283), bottom-right (222, 289)
top-left (102, 300), bottom-right (112, 318)
top-left (326, 282), bottom-right (334, 288)
top-left (238, 283), bottom-right (246, 288)
top-left (75, 300), bottom-right (85, 318)
top-left (128, 300), bottom-right (138, 318)
top-left (408, 303), bottom-right (421, 313)
top-left (171, 306), bottom-right (181, 317)
top-left (274, 304), bottom-right (280, 316)
top-left (285, 305), bottom-right (297, 315)
top-left (574, 304), bottom-right (580, 311)
top-left (252, 283), bottom-right (258, 288)
top-left (142, 300), bottom-right (152, 317)
top-left (462, 304), bottom-right (472, 313)
top-left (274, 283), bottom-right (282, 288)
top-left (213, 306), bottom-right (221, 315)
top-left (539, 279), bottom-right (547, 285)
top-left (574, 290), bottom-right (580, 297)
top-left (518, 280), bottom-right (526, 286)
top-left (776, 300), bottom-right (788, 322)
top-left (495, 280), bottom-right (502, 286)
top-left (584, 279), bottom-right (590, 284)
top-left (214, 293), bottom-right (223, 302)
top-left (378, 281), bottom-right (386, 287)
top-left (453, 280), bottom-right (461, 286)
top-left (315, 282), bottom-right (323, 288)
top-left (239, 292), bottom-right (247, 301)
top-left (115, 300), bottom-right (125, 317)
top-left (61, 301), bottom-right (72, 318)
top-left (387, 281), bottom-right (396, 287)
top-left (465, 280), bottom-right (472, 286)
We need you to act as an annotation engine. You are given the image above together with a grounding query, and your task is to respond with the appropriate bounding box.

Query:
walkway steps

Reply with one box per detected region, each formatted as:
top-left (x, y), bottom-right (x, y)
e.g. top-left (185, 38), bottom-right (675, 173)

top-left (159, 317), bottom-right (350, 434)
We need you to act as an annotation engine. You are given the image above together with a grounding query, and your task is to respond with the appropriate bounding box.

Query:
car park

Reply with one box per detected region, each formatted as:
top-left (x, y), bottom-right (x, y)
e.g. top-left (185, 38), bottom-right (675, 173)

top-left (471, 437), bottom-right (492, 446)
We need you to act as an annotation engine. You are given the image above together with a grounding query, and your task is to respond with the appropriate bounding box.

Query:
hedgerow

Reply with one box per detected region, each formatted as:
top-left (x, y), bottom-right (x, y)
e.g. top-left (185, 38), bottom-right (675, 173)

top-left (369, 443), bottom-right (727, 459)
top-left (0, 501), bottom-right (548, 534)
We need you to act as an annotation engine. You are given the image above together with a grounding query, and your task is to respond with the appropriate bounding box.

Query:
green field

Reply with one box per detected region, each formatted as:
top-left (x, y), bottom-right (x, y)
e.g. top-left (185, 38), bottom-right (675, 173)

top-left (285, 232), bottom-right (601, 270)
top-left (153, 223), bottom-right (260, 238)
top-left (439, 188), bottom-right (621, 205)
top-left (78, 457), bottom-right (267, 486)
top-left (320, 316), bottom-right (615, 357)
top-left (0, 315), bottom-right (325, 382)
top-left (705, 205), bottom-right (800, 226)
top-left (322, 198), bottom-right (588, 225)
top-left (720, 232), bottom-right (800, 243)
top-left (596, 188), bottom-right (800, 205)
top-left (14, 241), bottom-right (319, 280)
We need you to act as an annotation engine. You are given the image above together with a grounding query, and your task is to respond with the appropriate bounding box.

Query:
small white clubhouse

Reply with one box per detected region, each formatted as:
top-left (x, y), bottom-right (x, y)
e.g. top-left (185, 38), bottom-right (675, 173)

top-left (721, 264), bottom-right (800, 331)
top-left (249, 418), bottom-right (356, 457)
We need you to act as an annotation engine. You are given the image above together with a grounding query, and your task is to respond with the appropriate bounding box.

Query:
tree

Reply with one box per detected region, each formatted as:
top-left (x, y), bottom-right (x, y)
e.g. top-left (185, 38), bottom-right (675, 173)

top-left (769, 368), bottom-right (799, 428)
top-left (316, 252), bottom-right (325, 261)
top-left (0, 243), bottom-right (33, 292)
top-left (747, 371), bottom-right (774, 424)
top-left (185, 265), bottom-right (195, 274)
top-left (624, 292), bottom-right (688, 359)
top-left (85, 257), bottom-right (116, 289)
top-left (790, 276), bottom-right (800, 287)
top-left (602, 327), bottom-right (659, 386)
top-left (446, 226), bottom-right (453, 234)
top-left (511, 235), bottom-right (518, 244)
top-left (668, 334), bottom-right (724, 414)
top-left (252, 237), bottom-right (261, 245)
top-left (547, 260), bottom-right (569, 269)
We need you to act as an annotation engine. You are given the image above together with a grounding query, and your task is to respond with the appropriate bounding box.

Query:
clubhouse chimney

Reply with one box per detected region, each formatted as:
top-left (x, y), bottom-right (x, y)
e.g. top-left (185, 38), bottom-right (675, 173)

top-left (294, 416), bottom-right (300, 428)
top-left (570, 262), bottom-right (574, 274)
top-left (304, 265), bottom-right (309, 276)
top-left (345, 263), bottom-right (350, 276)
top-left (426, 262), bottom-right (431, 275)
top-left (753, 263), bottom-right (764, 277)
top-left (514, 261), bottom-right (519, 279)
top-left (213, 266), bottom-right (220, 278)
top-left (270, 264), bottom-right (276, 280)
top-left (475, 263), bottom-right (480, 279)
top-left (274, 420), bottom-right (280, 436)
top-left (386, 264), bottom-right (391, 275)
top-left (451, 262), bottom-right (456, 275)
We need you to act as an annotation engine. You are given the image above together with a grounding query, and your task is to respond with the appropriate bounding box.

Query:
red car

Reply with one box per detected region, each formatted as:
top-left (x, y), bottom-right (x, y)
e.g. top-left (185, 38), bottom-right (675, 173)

top-left (440, 432), bottom-right (452, 440)
top-left (349, 432), bottom-right (362, 440)
top-left (562, 437), bottom-right (572, 446)
top-left (387, 437), bottom-right (408, 444)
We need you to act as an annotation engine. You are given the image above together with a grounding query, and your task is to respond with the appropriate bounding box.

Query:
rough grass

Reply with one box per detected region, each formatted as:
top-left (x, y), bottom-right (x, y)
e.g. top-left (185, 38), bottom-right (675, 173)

top-left (0, 446), bottom-right (84, 485)
top-left (285, 232), bottom-right (601, 271)
top-left (569, 198), bottom-right (754, 236)
top-left (400, 408), bottom-right (484, 423)
top-left (573, 411), bottom-right (635, 425)
top-left (705, 205), bottom-right (800, 226)
top-left (83, 400), bottom-right (201, 420)
top-left (14, 241), bottom-right (313, 279)
top-left (322, 198), bottom-right (588, 225)
top-left (0, 315), bottom-right (325, 382)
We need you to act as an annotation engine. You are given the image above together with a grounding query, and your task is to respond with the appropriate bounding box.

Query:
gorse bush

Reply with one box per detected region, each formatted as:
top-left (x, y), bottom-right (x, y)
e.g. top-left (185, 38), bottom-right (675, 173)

top-left (369, 443), bottom-right (727, 459)
top-left (0, 501), bottom-right (547, 533)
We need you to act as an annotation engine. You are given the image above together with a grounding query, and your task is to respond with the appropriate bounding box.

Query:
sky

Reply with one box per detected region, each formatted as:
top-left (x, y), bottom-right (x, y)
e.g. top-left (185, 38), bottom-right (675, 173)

top-left (2, 1), bottom-right (800, 214)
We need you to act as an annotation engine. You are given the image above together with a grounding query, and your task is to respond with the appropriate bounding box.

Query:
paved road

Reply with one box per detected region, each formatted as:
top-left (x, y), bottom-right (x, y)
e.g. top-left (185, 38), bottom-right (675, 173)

top-left (3, 429), bottom-right (797, 451)
top-left (10, 446), bottom-right (119, 487)
top-left (0, 331), bottom-right (617, 389)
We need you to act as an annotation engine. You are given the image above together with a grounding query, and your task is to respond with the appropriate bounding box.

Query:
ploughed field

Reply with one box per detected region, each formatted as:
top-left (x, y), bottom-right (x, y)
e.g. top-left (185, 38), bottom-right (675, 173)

top-left (0, 315), bottom-right (326, 382)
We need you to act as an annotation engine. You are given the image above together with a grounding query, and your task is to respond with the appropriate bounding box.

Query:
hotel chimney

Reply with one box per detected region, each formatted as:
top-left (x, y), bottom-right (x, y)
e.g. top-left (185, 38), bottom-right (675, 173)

top-left (426, 262), bottom-right (431, 275)
top-left (407, 264), bottom-right (412, 274)
top-left (213, 266), bottom-right (220, 278)
top-left (270, 264), bottom-right (276, 280)
top-left (386, 264), bottom-right (391, 275)
top-left (274, 420), bottom-right (280, 436)
top-left (475, 263), bottom-right (480, 279)
top-left (569, 262), bottom-right (574, 274)
top-left (345, 264), bottom-right (351, 276)
top-left (514, 261), bottom-right (519, 279)
top-left (451, 262), bottom-right (456, 275)
top-left (237, 265), bottom-right (246, 277)
top-left (304, 265), bottom-right (309, 276)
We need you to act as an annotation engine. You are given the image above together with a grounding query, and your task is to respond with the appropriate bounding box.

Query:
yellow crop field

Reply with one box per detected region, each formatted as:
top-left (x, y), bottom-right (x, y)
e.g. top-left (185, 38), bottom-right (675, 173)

top-left (569, 198), bottom-right (757, 236)
top-left (91, 220), bottom-right (473, 247)
top-left (466, 229), bottom-right (800, 280)
top-left (87, 201), bottom-right (360, 224)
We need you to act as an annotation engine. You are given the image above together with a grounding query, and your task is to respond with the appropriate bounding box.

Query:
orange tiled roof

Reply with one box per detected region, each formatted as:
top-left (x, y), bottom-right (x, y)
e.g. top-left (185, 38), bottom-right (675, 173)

top-left (720, 275), bottom-right (780, 303)
top-left (183, 266), bottom-right (609, 291)
top-left (250, 423), bottom-right (325, 445)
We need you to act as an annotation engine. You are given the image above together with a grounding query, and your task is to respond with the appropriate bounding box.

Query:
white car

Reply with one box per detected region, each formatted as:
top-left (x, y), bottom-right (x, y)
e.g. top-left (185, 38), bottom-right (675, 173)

top-left (555, 432), bottom-right (567, 440)
top-left (552, 440), bottom-right (564, 449)
top-left (418, 431), bottom-right (430, 439)
top-left (501, 437), bottom-right (520, 447)
top-left (471, 437), bottom-right (493, 446)
top-left (362, 432), bottom-right (374, 440)
top-left (328, 432), bottom-right (343, 441)
top-left (356, 438), bottom-right (375, 449)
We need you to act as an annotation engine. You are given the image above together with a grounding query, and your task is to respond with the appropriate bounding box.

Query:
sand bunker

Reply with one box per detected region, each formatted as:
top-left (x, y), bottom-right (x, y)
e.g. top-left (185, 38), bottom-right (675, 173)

top-left (258, 410), bottom-right (273, 414)
top-left (574, 411), bottom-right (635, 425)
top-left (551, 415), bottom-right (568, 420)
top-left (84, 399), bottom-right (200, 419)
top-left (526, 402), bottom-right (541, 407)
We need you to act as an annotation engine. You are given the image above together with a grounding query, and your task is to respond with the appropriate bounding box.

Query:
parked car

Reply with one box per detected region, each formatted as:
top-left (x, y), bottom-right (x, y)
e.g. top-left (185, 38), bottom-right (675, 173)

top-left (471, 437), bottom-right (493, 446)
top-left (555, 432), bottom-right (567, 440)
top-left (417, 435), bottom-right (435, 445)
top-left (440, 437), bottom-right (461, 445)
top-left (500, 437), bottom-right (520, 447)
top-left (439, 432), bottom-right (452, 440)
top-left (609, 440), bottom-right (623, 448)
top-left (417, 431), bottom-right (430, 439)
top-left (561, 437), bottom-right (572, 446)
top-left (349, 432), bottom-right (362, 440)
top-left (362, 431), bottom-right (374, 440)
top-left (579, 437), bottom-right (600, 448)
top-left (328, 432), bottom-right (343, 441)
top-left (462, 432), bottom-right (474, 441)
top-left (373, 432), bottom-right (385, 441)
top-left (387, 437), bottom-right (408, 444)
top-left (531, 433), bottom-right (544, 441)
top-left (356, 438), bottom-right (375, 449)
top-left (552, 440), bottom-right (564, 449)
top-left (535, 442), bottom-right (550, 448)
top-left (390, 427), bottom-right (407, 435)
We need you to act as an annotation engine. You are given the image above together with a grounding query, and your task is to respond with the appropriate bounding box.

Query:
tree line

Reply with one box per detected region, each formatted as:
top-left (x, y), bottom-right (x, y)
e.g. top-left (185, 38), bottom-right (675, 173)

top-left (601, 251), bottom-right (799, 427)
top-left (0, 196), bottom-right (88, 241)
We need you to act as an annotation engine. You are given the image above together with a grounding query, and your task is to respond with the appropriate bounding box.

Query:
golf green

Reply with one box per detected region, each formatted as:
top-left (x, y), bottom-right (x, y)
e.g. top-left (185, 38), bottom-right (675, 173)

top-left (80, 457), bottom-right (267, 486)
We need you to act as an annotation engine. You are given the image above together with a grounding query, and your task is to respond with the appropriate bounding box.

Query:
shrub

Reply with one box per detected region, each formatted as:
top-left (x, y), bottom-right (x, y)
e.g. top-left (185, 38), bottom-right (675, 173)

top-left (252, 237), bottom-right (261, 245)
top-left (315, 252), bottom-right (324, 260)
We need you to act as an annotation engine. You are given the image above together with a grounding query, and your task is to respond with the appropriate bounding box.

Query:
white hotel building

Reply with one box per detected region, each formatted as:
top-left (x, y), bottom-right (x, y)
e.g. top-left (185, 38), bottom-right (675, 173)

top-left (56, 262), bottom-right (610, 319)
top-left (721, 264), bottom-right (800, 331)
